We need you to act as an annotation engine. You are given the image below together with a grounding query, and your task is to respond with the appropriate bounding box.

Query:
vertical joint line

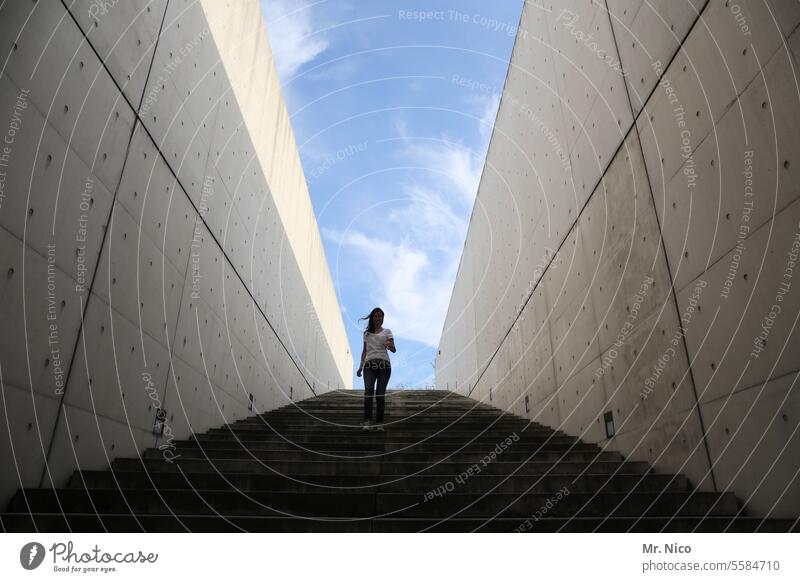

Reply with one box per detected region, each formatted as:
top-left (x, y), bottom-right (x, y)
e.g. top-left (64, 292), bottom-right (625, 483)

top-left (39, 0), bottom-right (172, 489)
top-left (602, 0), bottom-right (718, 491)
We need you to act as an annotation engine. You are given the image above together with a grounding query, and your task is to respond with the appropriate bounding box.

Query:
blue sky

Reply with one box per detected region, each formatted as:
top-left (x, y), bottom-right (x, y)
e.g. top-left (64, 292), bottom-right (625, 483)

top-left (260, 0), bottom-right (523, 389)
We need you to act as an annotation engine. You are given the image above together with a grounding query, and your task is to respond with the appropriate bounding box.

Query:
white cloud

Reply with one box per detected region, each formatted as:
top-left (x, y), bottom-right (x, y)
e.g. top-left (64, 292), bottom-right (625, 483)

top-left (400, 138), bottom-right (484, 206)
top-left (478, 93), bottom-right (500, 144)
top-left (327, 229), bottom-right (457, 347)
top-left (321, 93), bottom-right (500, 356)
top-left (387, 184), bottom-right (468, 255)
top-left (307, 59), bottom-right (361, 84)
top-left (261, 0), bottom-right (329, 78)
top-left (396, 92), bottom-right (498, 207)
top-left (392, 115), bottom-right (410, 139)
top-left (322, 107), bottom-right (499, 349)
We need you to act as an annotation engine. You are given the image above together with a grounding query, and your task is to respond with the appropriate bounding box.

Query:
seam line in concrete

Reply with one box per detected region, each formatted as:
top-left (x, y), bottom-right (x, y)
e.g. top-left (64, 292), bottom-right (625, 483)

top-left (672, 194), bottom-right (800, 296)
top-left (602, 0), bottom-right (717, 491)
top-left (70, 1), bottom-right (323, 401)
top-left (701, 367), bottom-right (800, 407)
top-left (36, 0), bottom-right (173, 490)
top-left (53, 1), bottom-right (324, 438)
top-left (130, 84), bottom-right (321, 399)
top-left (653, 40), bottom-right (786, 190)
top-left (154, 77), bottom-right (226, 441)
top-left (462, 3), bottom-right (659, 399)
top-left (465, 118), bottom-right (636, 400)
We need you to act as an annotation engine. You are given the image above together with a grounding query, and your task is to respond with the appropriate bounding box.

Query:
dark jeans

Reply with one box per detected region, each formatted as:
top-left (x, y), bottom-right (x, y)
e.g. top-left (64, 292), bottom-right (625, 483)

top-left (363, 359), bottom-right (391, 422)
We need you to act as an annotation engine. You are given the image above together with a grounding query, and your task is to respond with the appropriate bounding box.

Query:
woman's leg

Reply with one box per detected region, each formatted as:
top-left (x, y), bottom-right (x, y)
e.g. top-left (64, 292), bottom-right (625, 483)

top-left (375, 363), bottom-right (391, 423)
top-left (363, 363), bottom-right (377, 420)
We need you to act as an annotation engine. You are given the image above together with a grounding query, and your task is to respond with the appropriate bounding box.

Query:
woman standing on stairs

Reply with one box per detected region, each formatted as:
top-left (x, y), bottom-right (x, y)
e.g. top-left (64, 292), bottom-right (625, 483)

top-left (356, 307), bottom-right (396, 431)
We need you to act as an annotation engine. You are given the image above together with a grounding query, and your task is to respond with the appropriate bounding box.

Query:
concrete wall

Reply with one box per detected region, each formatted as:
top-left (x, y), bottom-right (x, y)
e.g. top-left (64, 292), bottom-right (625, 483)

top-left (436, 0), bottom-right (800, 518)
top-left (0, 0), bottom-right (352, 509)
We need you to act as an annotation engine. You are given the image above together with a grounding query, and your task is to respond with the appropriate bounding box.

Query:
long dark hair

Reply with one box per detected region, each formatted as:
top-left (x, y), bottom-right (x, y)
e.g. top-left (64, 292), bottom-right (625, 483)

top-left (358, 307), bottom-right (384, 334)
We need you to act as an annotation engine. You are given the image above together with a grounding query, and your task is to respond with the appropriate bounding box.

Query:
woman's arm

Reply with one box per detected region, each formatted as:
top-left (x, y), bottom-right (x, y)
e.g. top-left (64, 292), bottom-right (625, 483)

top-left (357, 341), bottom-right (366, 376)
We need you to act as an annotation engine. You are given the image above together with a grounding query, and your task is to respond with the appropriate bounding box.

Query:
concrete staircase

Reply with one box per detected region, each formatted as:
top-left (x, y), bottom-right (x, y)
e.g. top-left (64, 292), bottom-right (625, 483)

top-left (3, 390), bottom-right (796, 532)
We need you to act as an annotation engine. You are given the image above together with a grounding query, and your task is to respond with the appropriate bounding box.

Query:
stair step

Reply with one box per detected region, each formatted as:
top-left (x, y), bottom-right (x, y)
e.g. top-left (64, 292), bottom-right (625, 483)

top-left (3, 388), bottom-right (776, 532)
top-left (143, 447), bottom-right (620, 463)
top-left (141, 448), bottom-right (605, 462)
top-left (110, 457), bottom-right (653, 476)
top-left (171, 439), bottom-right (606, 455)
top-left (205, 427), bottom-right (555, 437)
top-left (192, 433), bottom-right (571, 443)
top-left (2, 513), bottom-right (794, 533)
top-left (68, 471), bottom-right (689, 493)
top-left (8, 489), bottom-right (740, 518)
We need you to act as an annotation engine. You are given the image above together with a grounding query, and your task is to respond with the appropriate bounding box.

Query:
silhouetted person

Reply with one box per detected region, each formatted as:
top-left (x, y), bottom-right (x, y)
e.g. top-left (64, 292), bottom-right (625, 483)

top-left (356, 307), bottom-right (396, 431)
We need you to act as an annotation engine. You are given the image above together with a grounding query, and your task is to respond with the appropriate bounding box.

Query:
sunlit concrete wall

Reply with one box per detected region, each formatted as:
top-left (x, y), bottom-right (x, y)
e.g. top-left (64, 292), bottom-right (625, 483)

top-left (436, 0), bottom-right (800, 518)
top-left (0, 0), bottom-right (351, 509)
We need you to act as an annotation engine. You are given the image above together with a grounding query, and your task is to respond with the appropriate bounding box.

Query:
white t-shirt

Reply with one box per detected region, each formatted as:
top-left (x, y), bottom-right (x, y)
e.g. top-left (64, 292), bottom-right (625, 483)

top-left (363, 328), bottom-right (393, 363)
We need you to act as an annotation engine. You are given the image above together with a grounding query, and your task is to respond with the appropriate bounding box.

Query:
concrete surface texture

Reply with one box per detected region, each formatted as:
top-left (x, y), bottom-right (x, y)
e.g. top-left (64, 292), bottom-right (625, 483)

top-left (436, 0), bottom-right (800, 518)
top-left (0, 0), bottom-right (352, 510)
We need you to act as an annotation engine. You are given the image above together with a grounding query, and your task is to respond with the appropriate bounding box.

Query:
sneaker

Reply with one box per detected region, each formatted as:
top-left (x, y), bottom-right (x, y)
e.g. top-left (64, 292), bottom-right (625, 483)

top-left (360, 420), bottom-right (372, 431)
top-left (373, 423), bottom-right (385, 432)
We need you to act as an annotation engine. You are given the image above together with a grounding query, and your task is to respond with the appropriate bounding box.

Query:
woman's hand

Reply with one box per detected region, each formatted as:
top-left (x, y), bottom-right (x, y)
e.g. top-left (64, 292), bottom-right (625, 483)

top-left (384, 338), bottom-right (396, 352)
top-left (356, 367), bottom-right (363, 377)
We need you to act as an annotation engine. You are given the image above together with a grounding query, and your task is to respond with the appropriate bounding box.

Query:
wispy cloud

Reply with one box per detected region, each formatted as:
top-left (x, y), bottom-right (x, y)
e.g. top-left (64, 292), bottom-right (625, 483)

top-left (478, 92), bottom-right (500, 143)
top-left (394, 92), bottom-right (499, 206)
top-left (261, 0), bottom-right (329, 78)
top-left (399, 138), bottom-right (484, 206)
top-left (323, 94), bottom-right (499, 351)
top-left (388, 184), bottom-right (468, 253)
top-left (257, 0), bottom-right (519, 387)
top-left (323, 162), bottom-right (475, 348)
top-left (324, 228), bottom-right (457, 348)
top-left (306, 59), bottom-right (361, 84)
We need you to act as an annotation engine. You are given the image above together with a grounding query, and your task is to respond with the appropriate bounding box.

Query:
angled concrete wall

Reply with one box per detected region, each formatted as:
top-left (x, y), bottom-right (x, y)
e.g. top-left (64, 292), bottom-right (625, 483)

top-left (436, 0), bottom-right (800, 518)
top-left (0, 0), bottom-right (351, 510)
